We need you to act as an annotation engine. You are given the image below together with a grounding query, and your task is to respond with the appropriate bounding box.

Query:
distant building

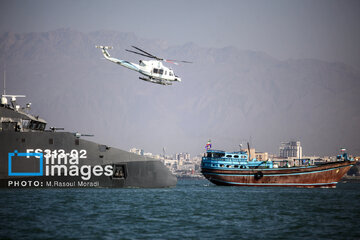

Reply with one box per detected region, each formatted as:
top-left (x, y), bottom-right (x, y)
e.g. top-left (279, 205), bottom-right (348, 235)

top-left (279, 141), bottom-right (302, 159)
top-left (164, 159), bottom-right (177, 171)
top-left (129, 148), bottom-right (144, 156)
top-left (143, 152), bottom-right (153, 157)
top-left (243, 148), bottom-right (256, 160)
top-left (192, 155), bottom-right (203, 165)
top-left (255, 152), bottom-right (269, 161)
top-left (175, 152), bottom-right (190, 161)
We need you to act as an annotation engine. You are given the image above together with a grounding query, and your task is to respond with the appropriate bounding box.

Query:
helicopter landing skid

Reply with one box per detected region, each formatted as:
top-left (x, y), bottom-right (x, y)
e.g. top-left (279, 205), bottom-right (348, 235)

top-left (139, 77), bottom-right (172, 86)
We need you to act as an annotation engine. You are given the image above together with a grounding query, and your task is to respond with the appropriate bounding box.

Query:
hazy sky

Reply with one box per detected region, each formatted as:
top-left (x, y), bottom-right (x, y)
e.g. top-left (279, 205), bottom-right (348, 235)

top-left (1, 0), bottom-right (360, 70)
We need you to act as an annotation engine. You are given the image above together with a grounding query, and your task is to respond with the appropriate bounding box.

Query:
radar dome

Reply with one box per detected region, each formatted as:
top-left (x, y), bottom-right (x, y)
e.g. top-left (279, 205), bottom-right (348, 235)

top-left (1, 96), bottom-right (7, 105)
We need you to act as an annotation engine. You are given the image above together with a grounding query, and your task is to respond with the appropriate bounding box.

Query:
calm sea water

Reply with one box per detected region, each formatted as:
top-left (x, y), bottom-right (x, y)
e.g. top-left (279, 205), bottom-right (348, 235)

top-left (1, 179), bottom-right (359, 239)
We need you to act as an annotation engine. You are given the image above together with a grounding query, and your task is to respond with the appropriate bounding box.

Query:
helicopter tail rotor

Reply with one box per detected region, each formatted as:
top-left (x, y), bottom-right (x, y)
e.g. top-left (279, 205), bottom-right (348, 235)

top-left (95, 45), bottom-right (113, 58)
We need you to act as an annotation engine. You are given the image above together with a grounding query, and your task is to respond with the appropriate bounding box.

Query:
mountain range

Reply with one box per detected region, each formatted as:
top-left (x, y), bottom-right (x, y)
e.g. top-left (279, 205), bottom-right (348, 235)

top-left (1, 29), bottom-right (359, 156)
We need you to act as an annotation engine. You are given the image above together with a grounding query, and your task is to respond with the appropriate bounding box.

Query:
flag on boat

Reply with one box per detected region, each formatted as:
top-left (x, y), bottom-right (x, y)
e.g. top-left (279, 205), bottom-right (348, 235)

top-left (205, 140), bottom-right (212, 150)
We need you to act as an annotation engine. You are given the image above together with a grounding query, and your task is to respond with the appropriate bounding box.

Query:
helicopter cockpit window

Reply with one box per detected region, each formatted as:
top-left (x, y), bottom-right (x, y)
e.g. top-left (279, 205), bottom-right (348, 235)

top-left (169, 72), bottom-right (173, 76)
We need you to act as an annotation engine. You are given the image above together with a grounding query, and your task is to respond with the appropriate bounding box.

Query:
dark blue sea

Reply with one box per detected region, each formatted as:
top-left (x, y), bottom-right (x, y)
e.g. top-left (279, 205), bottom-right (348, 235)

top-left (1, 179), bottom-right (359, 239)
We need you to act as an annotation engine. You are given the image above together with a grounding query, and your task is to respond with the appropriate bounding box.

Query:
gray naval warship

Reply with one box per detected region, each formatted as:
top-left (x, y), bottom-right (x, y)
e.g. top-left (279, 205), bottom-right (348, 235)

top-left (0, 93), bottom-right (177, 188)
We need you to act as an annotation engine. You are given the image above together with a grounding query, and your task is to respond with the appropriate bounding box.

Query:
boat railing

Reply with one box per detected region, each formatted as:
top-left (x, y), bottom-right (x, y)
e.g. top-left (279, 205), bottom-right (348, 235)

top-left (202, 157), bottom-right (274, 169)
top-left (202, 157), bottom-right (246, 164)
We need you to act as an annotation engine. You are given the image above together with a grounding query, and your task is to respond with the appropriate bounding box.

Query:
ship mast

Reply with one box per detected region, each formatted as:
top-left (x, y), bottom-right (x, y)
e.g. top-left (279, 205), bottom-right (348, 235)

top-left (3, 70), bottom-right (5, 95)
top-left (1, 69), bottom-right (26, 106)
top-left (1, 70), bottom-right (6, 105)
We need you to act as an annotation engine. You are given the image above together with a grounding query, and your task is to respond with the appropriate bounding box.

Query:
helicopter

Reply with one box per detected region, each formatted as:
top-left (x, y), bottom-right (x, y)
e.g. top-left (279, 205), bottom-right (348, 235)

top-left (96, 45), bottom-right (192, 86)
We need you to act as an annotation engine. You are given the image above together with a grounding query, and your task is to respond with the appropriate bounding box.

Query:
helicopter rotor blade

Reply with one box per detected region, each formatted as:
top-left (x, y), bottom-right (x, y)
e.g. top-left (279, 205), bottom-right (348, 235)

top-left (131, 46), bottom-right (160, 60)
top-left (128, 46), bottom-right (192, 64)
top-left (125, 49), bottom-right (156, 59)
top-left (165, 59), bottom-right (193, 65)
top-left (164, 60), bottom-right (179, 65)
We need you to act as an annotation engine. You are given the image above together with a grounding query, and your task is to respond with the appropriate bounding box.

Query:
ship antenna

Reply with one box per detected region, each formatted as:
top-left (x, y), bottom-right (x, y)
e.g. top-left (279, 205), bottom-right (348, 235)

top-left (247, 142), bottom-right (251, 161)
top-left (1, 67), bottom-right (26, 106)
top-left (3, 69), bottom-right (5, 95)
top-left (1, 68), bottom-right (6, 105)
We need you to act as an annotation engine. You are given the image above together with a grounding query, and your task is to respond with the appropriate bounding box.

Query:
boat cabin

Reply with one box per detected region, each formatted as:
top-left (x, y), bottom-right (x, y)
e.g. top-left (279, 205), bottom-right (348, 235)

top-left (0, 97), bottom-right (47, 132)
top-left (202, 150), bottom-right (274, 169)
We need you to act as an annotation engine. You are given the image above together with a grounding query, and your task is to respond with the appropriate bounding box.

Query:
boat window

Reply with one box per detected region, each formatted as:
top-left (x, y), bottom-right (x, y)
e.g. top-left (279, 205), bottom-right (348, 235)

top-left (226, 155), bottom-right (232, 158)
top-left (220, 164), bottom-right (224, 167)
top-left (49, 138), bottom-right (54, 144)
top-left (153, 68), bottom-right (158, 74)
top-left (165, 71), bottom-right (167, 75)
top-left (169, 72), bottom-right (173, 76)
top-left (234, 155), bottom-right (239, 158)
top-left (29, 120), bottom-right (44, 131)
top-left (234, 165), bottom-right (239, 168)
top-left (214, 152), bottom-right (225, 158)
top-left (22, 120), bottom-right (30, 129)
top-left (159, 69), bottom-right (164, 75)
top-left (75, 139), bottom-right (79, 145)
top-left (207, 152), bottom-right (225, 158)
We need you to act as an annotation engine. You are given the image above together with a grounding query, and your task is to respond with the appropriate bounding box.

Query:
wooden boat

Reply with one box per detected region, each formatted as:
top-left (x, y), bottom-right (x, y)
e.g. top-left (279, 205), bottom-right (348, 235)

top-left (201, 149), bottom-right (355, 188)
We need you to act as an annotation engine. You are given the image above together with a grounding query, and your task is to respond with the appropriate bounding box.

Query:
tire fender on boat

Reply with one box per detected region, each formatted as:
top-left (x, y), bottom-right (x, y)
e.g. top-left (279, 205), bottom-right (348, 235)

top-left (254, 171), bottom-right (263, 180)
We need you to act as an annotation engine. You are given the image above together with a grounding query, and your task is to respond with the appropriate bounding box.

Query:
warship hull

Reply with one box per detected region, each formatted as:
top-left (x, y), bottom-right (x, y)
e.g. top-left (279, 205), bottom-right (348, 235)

top-left (201, 160), bottom-right (354, 188)
top-left (0, 131), bottom-right (177, 188)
